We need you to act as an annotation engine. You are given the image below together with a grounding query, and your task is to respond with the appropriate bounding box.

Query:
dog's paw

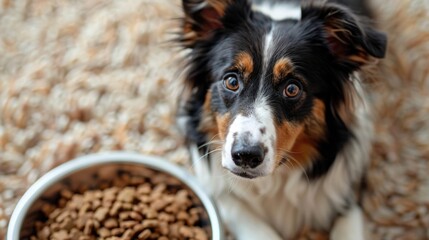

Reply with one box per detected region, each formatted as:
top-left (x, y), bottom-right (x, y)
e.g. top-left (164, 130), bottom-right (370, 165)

top-left (234, 229), bottom-right (283, 240)
top-left (330, 206), bottom-right (365, 240)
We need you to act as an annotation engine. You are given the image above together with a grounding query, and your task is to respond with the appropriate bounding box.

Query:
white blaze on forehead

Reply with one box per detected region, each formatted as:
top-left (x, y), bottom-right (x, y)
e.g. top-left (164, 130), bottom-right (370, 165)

top-left (258, 2), bottom-right (301, 69)
top-left (262, 26), bottom-right (274, 87)
top-left (264, 28), bottom-right (274, 61)
top-left (252, 2), bottom-right (302, 21)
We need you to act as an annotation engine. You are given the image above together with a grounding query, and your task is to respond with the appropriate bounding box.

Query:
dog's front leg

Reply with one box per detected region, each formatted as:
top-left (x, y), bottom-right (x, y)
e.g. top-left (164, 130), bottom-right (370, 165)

top-left (217, 193), bottom-right (282, 240)
top-left (330, 205), bottom-right (365, 240)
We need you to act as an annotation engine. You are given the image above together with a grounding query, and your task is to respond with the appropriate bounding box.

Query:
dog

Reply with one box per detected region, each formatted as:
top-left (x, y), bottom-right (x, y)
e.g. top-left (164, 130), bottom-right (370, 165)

top-left (177, 0), bottom-right (387, 239)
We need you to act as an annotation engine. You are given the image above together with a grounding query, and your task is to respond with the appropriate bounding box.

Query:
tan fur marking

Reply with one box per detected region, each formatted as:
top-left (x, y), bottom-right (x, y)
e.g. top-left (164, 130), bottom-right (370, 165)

top-left (234, 52), bottom-right (254, 80)
top-left (347, 51), bottom-right (370, 64)
top-left (207, 0), bottom-right (231, 16)
top-left (304, 99), bottom-right (326, 137)
top-left (275, 122), bottom-right (305, 166)
top-left (275, 99), bottom-right (326, 169)
top-left (273, 58), bottom-right (294, 83)
top-left (325, 24), bottom-right (373, 65)
top-left (216, 113), bottom-right (231, 141)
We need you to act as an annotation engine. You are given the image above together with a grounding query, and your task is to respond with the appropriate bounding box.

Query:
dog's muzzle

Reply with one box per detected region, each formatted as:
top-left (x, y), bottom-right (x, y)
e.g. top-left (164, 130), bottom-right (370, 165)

top-left (222, 110), bottom-right (276, 179)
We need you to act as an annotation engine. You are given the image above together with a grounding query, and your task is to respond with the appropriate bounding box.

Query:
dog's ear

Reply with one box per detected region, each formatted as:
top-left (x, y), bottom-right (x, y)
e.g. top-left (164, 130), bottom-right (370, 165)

top-left (180, 0), bottom-right (233, 47)
top-left (302, 4), bottom-right (387, 67)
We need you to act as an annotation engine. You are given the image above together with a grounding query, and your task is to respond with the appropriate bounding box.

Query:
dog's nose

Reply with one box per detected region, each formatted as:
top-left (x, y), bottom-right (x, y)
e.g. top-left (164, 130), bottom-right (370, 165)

top-left (231, 143), bottom-right (264, 168)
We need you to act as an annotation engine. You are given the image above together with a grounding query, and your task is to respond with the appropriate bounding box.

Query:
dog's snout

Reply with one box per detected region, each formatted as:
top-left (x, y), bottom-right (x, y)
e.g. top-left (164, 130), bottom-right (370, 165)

top-left (231, 143), bottom-right (265, 169)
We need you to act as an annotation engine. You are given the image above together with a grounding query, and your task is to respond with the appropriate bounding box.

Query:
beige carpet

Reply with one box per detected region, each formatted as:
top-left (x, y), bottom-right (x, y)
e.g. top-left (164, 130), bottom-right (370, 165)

top-left (1, 0), bottom-right (428, 239)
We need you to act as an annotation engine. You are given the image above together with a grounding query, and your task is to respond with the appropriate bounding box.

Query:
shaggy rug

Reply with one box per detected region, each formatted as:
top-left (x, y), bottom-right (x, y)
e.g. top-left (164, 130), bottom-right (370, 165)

top-left (0, 0), bottom-right (428, 239)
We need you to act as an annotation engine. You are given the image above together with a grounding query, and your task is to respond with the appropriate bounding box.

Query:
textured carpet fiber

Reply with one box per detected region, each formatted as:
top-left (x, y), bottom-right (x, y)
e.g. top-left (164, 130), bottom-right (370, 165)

top-left (1, 0), bottom-right (428, 239)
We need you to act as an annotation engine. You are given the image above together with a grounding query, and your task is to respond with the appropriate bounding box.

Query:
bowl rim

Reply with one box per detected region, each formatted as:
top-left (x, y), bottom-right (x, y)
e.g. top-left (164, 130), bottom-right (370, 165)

top-left (7, 151), bottom-right (224, 240)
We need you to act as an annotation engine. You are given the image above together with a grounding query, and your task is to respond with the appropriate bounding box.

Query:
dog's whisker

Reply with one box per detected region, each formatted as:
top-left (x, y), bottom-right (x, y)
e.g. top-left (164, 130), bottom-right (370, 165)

top-left (277, 157), bottom-right (293, 171)
top-left (202, 148), bottom-right (222, 158)
top-left (198, 135), bottom-right (223, 149)
top-left (186, 147), bottom-right (222, 173)
top-left (276, 147), bottom-right (303, 155)
top-left (275, 149), bottom-right (310, 183)
top-left (198, 141), bottom-right (224, 149)
top-left (286, 155), bottom-right (310, 184)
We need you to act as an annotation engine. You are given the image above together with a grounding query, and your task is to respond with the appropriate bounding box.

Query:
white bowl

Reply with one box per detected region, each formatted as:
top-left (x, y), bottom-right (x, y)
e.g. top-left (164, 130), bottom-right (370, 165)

top-left (7, 152), bottom-right (224, 240)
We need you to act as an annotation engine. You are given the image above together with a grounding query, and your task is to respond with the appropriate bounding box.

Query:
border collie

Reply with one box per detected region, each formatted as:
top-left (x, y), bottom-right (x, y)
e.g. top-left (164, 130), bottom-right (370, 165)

top-left (177, 0), bottom-right (387, 239)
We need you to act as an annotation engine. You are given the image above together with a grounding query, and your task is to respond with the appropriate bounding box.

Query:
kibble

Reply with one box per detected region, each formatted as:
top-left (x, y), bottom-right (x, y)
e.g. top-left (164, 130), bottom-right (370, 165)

top-left (30, 168), bottom-right (211, 240)
top-left (104, 218), bottom-right (118, 229)
top-left (138, 229), bottom-right (151, 239)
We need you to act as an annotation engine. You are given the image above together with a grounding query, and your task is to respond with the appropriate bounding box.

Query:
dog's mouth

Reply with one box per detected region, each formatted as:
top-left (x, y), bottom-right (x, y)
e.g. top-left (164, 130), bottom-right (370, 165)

top-left (228, 168), bottom-right (261, 179)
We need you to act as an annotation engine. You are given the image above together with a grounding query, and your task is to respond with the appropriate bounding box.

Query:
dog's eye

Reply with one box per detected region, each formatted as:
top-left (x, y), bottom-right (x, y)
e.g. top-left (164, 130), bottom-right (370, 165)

top-left (223, 73), bottom-right (240, 92)
top-left (283, 82), bottom-right (301, 98)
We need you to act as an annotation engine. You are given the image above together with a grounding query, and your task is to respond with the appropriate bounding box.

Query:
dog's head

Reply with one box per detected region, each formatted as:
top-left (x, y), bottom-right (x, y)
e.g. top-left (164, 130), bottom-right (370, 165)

top-left (179, 0), bottom-right (386, 179)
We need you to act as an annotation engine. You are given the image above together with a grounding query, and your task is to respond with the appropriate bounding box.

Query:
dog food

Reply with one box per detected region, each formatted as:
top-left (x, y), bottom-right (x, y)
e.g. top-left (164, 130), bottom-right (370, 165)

top-left (30, 168), bottom-right (211, 240)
